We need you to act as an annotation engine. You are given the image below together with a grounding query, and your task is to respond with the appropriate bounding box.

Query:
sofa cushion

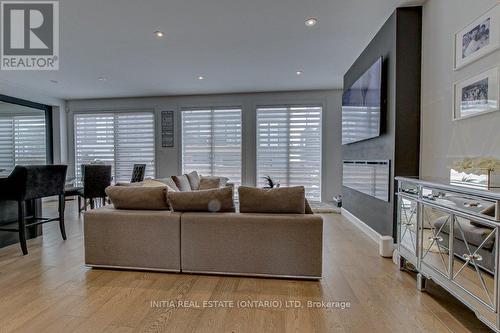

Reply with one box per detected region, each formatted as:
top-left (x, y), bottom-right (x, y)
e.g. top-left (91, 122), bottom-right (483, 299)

top-left (469, 204), bottom-right (496, 227)
top-left (238, 186), bottom-right (306, 214)
top-left (143, 179), bottom-right (170, 187)
top-left (116, 178), bottom-right (177, 191)
top-left (172, 175), bottom-right (192, 191)
top-left (115, 181), bottom-right (142, 187)
top-left (105, 185), bottom-right (170, 210)
top-left (167, 187), bottom-right (235, 212)
top-left (186, 171), bottom-right (200, 190)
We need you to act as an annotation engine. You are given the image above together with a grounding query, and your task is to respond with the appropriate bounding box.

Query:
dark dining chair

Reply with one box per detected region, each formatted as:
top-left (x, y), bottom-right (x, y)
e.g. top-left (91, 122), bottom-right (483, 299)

top-left (77, 165), bottom-right (112, 212)
top-left (131, 164), bottom-right (146, 183)
top-left (0, 165), bottom-right (68, 255)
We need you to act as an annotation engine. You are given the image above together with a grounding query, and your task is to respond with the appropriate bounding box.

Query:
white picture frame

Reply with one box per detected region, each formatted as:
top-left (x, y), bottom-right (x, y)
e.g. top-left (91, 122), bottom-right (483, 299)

top-left (454, 4), bottom-right (500, 70)
top-left (453, 67), bottom-right (499, 120)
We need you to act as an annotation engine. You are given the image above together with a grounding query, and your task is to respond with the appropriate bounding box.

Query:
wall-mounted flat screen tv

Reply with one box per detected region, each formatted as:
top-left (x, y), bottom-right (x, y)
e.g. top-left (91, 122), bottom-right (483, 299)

top-left (342, 57), bottom-right (383, 145)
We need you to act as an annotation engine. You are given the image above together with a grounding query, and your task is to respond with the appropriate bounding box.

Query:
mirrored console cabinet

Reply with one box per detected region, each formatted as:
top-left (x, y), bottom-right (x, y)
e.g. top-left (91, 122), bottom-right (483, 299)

top-left (396, 177), bottom-right (500, 332)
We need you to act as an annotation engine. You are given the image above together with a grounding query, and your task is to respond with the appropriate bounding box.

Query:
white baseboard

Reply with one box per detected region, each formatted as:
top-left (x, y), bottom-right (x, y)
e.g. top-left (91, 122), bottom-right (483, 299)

top-left (341, 208), bottom-right (396, 260)
top-left (341, 208), bottom-right (387, 244)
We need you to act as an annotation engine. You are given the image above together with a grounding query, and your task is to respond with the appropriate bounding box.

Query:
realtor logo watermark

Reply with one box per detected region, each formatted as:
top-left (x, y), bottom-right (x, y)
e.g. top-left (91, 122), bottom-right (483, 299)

top-left (0, 1), bottom-right (59, 70)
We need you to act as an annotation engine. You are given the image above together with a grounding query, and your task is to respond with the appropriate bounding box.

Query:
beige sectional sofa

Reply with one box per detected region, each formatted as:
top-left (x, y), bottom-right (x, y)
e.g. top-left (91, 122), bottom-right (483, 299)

top-left (84, 208), bottom-right (323, 279)
top-left (84, 178), bottom-right (323, 279)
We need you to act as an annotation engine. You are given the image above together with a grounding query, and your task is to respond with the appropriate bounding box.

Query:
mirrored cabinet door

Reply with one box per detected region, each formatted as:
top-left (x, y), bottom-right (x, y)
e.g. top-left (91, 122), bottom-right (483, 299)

top-left (398, 196), bottom-right (418, 256)
top-left (450, 216), bottom-right (497, 310)
top-left (420, 206), bottom-right (452, 277)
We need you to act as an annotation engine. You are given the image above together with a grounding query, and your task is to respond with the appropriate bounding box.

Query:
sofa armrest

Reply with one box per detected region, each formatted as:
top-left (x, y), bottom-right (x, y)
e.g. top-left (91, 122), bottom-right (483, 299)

top-left (84, 206), bottom-right (182, 271)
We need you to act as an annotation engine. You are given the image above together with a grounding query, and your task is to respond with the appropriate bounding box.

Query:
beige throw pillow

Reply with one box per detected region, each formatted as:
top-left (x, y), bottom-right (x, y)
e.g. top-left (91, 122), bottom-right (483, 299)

top-left (171, 175), bottom-right (192, 191)
top-left (238, 186), bottom-right (306, 214)
top-left (167, 187), bottom-right (235, 212)
top-left (105, 186), bottom-right (170, 210)
top-left (199, 177), bottom-right (222, 190)
top-left (154, 177), bottom-right (180, 191)
top-left (186, 171), bottom-right (200, 190)
top-left (305, 198), bottom-right (314, 214)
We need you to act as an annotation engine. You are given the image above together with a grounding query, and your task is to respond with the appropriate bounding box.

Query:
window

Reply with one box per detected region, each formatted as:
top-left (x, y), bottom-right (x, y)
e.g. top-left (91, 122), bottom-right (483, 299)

top-left (74, 112), bottom-right (155, 182)
top-left (256, 106), bottom-right (322, 201)
top-left (0, 115), bottom-right (47, 173)
top-left (182, 108), bottom-right (242, 185)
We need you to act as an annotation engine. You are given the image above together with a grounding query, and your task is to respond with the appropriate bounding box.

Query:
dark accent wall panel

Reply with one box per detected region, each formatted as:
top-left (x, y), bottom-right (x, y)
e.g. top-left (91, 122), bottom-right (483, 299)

top-left (342, 7), bottom-right (422, 237)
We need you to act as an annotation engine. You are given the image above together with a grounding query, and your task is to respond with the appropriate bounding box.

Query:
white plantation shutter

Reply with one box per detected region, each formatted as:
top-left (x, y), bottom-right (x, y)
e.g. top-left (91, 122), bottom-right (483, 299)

top-left (74, 112), bottom-right (155, 183)
top-left (14, 116), bottom-right (47, 165)
top-left (115, 113), bottom-right (155, 181)
top-left (74, 114), bottom-right (115, 182)
top-left (181, 110), bottom-right (212, 176)
top-left (257, 106), bottom-right (322, 201)
top-left (182, 108), bottom-right (242, 185)
top-left (0, 115), bottom-right (47, 174)
top-left (0, 118), bottom-right (14, 172)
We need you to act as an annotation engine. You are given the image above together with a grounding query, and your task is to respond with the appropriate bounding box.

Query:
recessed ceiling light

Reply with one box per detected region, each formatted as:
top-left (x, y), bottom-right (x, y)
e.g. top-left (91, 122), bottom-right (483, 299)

top-left (97, 76), bottom-right (107, 81)
top-left (305, 17), bottom-right (318, 27)
top-left (154, 31), bottom-right (164, 38)
top-left (198, 76), bottom-right (204, 80)
top-left (296, 71), bottom-right (303, 75)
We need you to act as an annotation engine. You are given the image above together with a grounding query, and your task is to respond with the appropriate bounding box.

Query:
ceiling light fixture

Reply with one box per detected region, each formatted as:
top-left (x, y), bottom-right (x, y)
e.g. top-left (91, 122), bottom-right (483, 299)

top-left (296, 71), bottom-right (303, 75)
top-left (305, 17), bottom-right (318, 27)
top-left (97, 76), bottom-right (107, 81)
top-left (198, 76), bottom-right (204, 80)
top-left (154, 31), bottom-right (164, 38)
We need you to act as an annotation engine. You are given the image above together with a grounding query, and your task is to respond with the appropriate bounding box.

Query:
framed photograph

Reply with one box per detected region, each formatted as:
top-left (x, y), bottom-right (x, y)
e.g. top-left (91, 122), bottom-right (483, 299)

top-left (453, 67), bottom-right (499, 120)
top-left (454, 4), bottom-right (500, 70)
top-left (161, 111), bottom-right (174, 147)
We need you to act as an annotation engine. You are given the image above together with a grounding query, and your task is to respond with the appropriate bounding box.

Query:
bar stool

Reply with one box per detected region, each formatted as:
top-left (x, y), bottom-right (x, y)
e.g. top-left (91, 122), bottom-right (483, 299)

top-left (0, 165), bottom-right (68, 255)
top-left (77, 165), bottom-right (112, 211)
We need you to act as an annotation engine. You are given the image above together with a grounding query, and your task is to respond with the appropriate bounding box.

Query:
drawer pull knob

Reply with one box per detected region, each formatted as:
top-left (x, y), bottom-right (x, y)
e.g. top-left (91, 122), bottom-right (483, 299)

top-left (428, 236), bottom-right (443, 242)
top-left (463, 254), bottom-right (482, 262)
top-left (402, 189), bottom-right (418, 195)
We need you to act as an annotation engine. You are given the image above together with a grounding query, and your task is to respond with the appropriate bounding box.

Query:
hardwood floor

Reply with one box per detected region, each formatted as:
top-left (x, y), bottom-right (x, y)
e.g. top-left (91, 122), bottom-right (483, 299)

top-left (0, 200), bottom-right (492, 332)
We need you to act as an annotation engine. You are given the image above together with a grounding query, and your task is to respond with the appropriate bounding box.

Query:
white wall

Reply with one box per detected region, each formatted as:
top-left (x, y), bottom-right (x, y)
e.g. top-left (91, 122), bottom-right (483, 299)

top-left (421, 0), bottom-right (500, 179)
top-left (67, 89), bottom-right (343, 201)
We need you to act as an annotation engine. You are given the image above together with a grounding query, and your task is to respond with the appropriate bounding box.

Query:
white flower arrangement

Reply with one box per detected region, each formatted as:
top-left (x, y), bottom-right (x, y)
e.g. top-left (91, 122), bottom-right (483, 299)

top-left (451, 157), bottom-right (500, 175)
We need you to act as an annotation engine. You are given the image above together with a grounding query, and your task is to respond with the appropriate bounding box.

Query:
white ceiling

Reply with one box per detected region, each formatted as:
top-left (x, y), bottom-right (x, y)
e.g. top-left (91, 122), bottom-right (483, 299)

top-left (0, 0), bottom-right (420, 100)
